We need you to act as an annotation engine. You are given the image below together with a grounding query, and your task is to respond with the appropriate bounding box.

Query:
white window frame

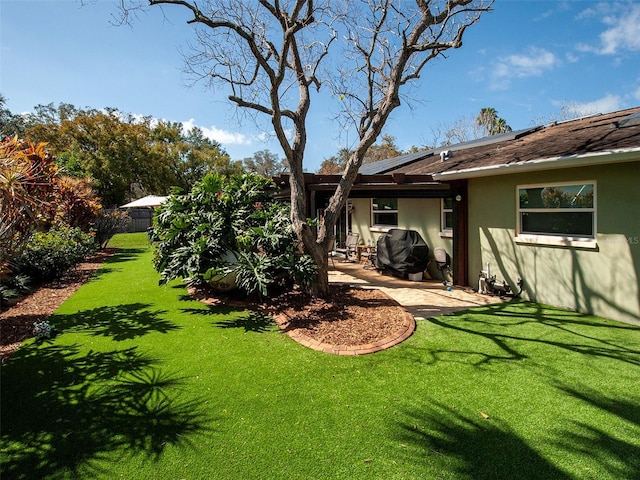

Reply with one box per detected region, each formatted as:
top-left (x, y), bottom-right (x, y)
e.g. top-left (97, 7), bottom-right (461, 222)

top-left (515, 180), bottom-right (597, 248)
top-left (441, 197), bottom-right (453, 238)
top-left (371, 198), bottom-right (398, 228)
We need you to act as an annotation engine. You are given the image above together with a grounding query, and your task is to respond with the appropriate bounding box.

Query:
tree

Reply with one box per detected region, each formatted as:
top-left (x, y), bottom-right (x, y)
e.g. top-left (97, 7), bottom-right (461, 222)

top-left (150, 121), bottom-right (240, 191)
top-left (0, 94), bottom-right (27, 138)
top-left (317, 147), bottom-right (352, 174)
top-left (476, 107), bottom-right (512, 136)
top-left (362, 134), bottom-right (403, 163)
top-left (242, 149), bottom-right (288, 177)
top-left (120, 0), bottom-right (493, 296)
top-left (24, 103), bottom-right (235, 206)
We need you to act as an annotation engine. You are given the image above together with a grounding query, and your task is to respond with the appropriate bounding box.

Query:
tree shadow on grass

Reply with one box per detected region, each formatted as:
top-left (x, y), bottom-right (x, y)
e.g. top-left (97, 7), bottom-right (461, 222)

top-left (180, 305), bottom-right (276, 333)
top-left (550, 384), bottom-right (640, 479)
top-left (103, 247), bottom-right (147, 264)
top-left (0, 343), bottom-right (212, 479)
top-left (214, 310), bottom-right (276, 333)
top-left (396, 402), bottom-right (572, 480)
top-left (420, 301), bottom-right (640, 367)
top-left (51, 303), bottom-right (181, 341)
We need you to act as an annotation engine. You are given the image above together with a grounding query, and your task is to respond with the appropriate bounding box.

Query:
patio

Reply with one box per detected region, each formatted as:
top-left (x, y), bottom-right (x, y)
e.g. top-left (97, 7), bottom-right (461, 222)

top-left (329, 261), bottom-right (505, 319)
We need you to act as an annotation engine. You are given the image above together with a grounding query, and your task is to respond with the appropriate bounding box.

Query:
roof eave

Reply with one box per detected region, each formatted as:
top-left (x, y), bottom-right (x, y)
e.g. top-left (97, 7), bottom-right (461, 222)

top-left (432, 148), bottom-right (640, 181)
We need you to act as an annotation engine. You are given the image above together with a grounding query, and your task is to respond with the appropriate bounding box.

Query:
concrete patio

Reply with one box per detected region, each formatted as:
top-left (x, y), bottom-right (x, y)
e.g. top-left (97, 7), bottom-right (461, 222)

top-left (329, 261), bottom-right (505, 319)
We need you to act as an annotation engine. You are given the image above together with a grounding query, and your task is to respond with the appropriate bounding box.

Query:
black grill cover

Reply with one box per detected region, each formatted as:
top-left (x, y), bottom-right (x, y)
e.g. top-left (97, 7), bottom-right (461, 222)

top-left (375, 229), bottom-right (429, 275)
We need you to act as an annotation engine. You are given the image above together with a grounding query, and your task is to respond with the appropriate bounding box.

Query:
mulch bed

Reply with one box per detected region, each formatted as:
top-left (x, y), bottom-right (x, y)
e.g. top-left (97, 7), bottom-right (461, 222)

top-left (0, 249), bottom-right (114, 362)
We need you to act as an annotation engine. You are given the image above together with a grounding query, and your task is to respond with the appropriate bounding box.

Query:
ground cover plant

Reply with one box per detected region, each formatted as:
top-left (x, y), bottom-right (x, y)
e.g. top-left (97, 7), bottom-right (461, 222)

top-left (1, 233), bottom-right (639, 479)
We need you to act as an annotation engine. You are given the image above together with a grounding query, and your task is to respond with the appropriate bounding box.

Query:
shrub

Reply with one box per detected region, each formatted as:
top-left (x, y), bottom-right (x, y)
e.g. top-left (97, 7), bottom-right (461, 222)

top-left (16, 224), bottom-right (96, 281)
top-left (151, 173), bottom-right (316, 298)
top-left (94, 209), bottom-right (132, 249)
top-left (0, 274), bottom-right (31, 311)
top-left (53, 176), bottom-right (102, 230)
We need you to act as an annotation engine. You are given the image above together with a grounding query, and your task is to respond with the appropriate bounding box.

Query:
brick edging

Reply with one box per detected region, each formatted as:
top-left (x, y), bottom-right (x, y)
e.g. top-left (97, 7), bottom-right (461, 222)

top-left (272, 308), bottom-right (416, 355)
top-left (187, 285), bottom-right (416, 355)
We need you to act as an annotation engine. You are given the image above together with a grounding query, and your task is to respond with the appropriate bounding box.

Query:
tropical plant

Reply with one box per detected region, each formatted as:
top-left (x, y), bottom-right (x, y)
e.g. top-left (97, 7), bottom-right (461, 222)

top-left (150, 173), bottom-right (315, 298)
top-left (0, 137), bottom-right (58, 276)
top-left (476, 107), bottom-right (512, 136)
top-left (53, 176), bottom-right (102, 230)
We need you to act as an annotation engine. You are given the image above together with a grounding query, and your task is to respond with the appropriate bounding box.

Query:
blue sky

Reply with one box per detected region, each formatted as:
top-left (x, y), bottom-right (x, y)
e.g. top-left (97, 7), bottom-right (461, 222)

top-left (2, 0), bottom-right (640, 172)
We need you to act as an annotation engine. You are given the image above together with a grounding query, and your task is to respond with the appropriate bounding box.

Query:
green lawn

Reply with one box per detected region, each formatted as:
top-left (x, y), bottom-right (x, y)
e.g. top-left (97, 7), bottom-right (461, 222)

top-left (2, 233), bottom-right (639, 479)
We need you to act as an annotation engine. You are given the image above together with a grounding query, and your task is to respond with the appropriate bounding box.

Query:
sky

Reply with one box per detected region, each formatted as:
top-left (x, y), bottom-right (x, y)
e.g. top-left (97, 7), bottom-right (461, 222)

top-left (2, 0), bottom-right (640, 172)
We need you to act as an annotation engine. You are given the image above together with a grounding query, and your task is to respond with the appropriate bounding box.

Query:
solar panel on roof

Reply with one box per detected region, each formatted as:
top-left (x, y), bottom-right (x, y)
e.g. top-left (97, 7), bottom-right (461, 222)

top-left (617, 111), bottom-right (640, 128)
top-left (357, 126), bottom-right (540, 175)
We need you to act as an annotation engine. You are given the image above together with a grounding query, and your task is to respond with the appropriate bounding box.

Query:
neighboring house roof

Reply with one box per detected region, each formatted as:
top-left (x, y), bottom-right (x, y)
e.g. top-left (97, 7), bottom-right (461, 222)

top-left (362, 106), bottom-right (640, 180)
top-left (120, 195), bottom-right (168, 208)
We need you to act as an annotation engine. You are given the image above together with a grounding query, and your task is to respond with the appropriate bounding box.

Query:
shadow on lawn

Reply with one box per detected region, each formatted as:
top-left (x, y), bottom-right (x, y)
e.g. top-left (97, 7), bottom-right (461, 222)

top-left (0, 343), bottom-right (211, 479)
top-left (397, 389), bottom-right (640, 480)
top-left (214, 310), bottom-right (276, 333)
top-left (396, 402), bottom-right (572, 480)
top-left (104, 247), bottom-right (147, 264)
top-left (180, 305), bottom-right (276, 333)
top-left (551, 384), bottom-right (640, 479)
top-left (421, 301), bottom-right (640, 367)
top-left (51, 303), bottom-right (180, 341)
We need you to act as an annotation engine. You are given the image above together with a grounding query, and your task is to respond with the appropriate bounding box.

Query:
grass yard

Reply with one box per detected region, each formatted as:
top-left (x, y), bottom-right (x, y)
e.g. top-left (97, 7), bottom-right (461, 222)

top-left (2, 233), bottom-right (639, 479)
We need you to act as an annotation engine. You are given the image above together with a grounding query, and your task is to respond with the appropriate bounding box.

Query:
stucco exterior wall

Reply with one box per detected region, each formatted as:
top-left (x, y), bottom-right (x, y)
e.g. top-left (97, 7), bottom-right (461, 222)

top-left (349, 197), bottom-right (453, 279)
top-left (467, 161), bottom-right (640, 325)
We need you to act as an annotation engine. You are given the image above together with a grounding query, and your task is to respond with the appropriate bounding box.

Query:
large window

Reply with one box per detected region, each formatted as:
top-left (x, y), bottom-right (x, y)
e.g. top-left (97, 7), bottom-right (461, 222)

top-left (517, 182), bottom-right (596, 240)
top-left (371, 198), bottom-right (398, 226)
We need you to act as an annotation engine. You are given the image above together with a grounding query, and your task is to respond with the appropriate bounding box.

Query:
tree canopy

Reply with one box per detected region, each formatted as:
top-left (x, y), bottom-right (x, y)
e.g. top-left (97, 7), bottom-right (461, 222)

top-left (19, 102), bottom-right (234, 207)
top-left (242, 150), bottom-right (289, 177)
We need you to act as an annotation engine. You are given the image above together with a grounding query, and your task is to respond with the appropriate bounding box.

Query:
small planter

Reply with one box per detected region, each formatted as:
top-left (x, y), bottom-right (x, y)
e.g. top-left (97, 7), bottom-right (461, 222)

top-left (209, 272), bottom-right (238, 292)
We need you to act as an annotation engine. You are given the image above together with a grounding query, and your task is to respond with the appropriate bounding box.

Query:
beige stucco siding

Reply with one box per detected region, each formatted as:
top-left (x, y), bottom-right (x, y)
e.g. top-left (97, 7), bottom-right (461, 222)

top-left (467, 161), bottom-right (640, 325)
top-left (349, 197), bottom-right (453, 278)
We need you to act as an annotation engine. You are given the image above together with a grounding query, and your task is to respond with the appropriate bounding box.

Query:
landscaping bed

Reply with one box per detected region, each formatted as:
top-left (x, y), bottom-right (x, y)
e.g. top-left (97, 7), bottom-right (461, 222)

top-left (0, 249), bottom-right (114, 361)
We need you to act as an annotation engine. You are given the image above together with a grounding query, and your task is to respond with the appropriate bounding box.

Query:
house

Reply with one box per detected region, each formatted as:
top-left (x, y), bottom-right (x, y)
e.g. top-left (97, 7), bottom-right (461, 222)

top-left (275, 107), bottom-right (640, 325)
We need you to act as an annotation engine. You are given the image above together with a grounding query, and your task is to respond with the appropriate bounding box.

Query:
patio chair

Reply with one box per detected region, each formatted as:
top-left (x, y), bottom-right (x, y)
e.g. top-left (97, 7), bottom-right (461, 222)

top-left (335, 233), bottom-right (360, 262)
top-left (327, 236), bottom-right (337, 267)
top-left (433, 247), bottom-right (452, 279)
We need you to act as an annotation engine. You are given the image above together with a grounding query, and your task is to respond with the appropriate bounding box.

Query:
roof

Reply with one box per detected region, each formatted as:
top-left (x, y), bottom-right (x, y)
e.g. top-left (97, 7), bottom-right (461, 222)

top-left (358, 127), bottom-right (539, 175)
top-left (120, 195), bottom-right (168, 208)
top-left (362, 106), bottom-right (640, 180)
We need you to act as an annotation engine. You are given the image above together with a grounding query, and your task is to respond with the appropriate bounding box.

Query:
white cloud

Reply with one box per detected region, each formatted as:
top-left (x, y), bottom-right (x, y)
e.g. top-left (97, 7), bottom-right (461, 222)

top-left (491, 47), bottom-right (559, 89)
top-left (634, 85), bottom-right (640, 101)
top-left (565, 52), bottom-right (579, 63)
top-left (577, 3), bottom-right (640, 55)
top-left (570, 95), bottom-right (623, 117)
top-left (182, 118), bottom-right (251, 145)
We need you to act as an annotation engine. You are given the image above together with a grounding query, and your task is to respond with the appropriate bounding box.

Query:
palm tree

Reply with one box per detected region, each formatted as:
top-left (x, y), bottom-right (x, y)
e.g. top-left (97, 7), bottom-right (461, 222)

top-left (476, 107), bottom-right (512, 136)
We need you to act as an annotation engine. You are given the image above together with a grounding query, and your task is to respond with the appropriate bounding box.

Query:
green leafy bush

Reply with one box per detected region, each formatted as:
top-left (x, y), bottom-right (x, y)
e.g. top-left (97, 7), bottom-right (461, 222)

top-left (17, 224), bottom-right (97, 281)
top-left (0, 274), bottom-right (31, 311)
top-left (150, 173), bottom-right (316, 298)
